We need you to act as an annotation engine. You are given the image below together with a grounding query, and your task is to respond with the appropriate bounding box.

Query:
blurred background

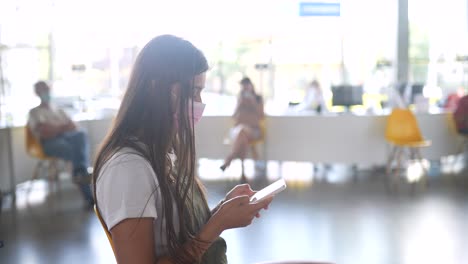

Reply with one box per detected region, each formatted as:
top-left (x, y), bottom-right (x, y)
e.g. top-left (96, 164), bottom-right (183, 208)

top-left (1, 0), bottom-right (468, 263)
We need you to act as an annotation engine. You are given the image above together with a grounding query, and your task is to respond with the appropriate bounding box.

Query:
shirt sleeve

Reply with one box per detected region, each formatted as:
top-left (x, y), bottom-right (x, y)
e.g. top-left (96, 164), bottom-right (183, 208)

top-left (96, 152), bottom-right (161, 230)
top-left (27, 109), bottom-right (41, 138)
top-left (27, 109), bottom-right (37, 128)
top-left (58, 109), bottom-right (73, 123)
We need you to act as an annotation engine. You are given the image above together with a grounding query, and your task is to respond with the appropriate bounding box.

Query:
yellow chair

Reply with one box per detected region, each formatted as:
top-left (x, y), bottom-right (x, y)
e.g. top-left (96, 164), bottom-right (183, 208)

top-left (25, 126), bottom-right (63, 191)
top-left (385, 108), bottom-right (431, 189)
top-left (94, 205), bottom-right (116, 258)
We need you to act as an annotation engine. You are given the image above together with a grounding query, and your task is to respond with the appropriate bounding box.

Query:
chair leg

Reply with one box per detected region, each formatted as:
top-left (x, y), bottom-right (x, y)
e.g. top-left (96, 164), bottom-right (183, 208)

top-left (48, 160), bottom-right (59, 193)
top-left (32, 161), bottom-right (42, 181)
top-left (57, 161), bottom-right (65, 197)
top-left (47, 160), bottom-right (54, 192)
top-left (0, 192), bottom-right (3, 216)
top-left (67, 161), bottom-right (73, 177)
top-left (386, 146), bottom-right (398, 176)
top-left (415, 149), bottom-right (429, 189)
top-left (452, 139), bottom-right (466, 173)
top-left (385, 146), bottom-right (398, 191)
top-left (251, 145), bottom-right (259, 161)
top-left (240, 159), bottom-right (247, 184)
top-left (408, 148), bottom-right (418, 195)
top-left (251, 144), bottom-right (267, 180)
top-left (393, 147), bottom-right (404, 191)
top-left (28, 161), bottom-right (43, 195)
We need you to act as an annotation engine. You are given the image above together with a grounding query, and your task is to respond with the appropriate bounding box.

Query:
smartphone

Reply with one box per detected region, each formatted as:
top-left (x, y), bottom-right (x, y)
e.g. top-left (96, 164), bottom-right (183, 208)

top-left (250, 178), bottom-right (287, 203)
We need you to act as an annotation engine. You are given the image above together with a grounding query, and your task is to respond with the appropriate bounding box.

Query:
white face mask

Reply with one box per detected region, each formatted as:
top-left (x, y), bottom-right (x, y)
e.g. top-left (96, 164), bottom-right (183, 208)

top-left (190, 101), bottom-right (206, 125)
top-left (173, 101), bottom-right (206, 132)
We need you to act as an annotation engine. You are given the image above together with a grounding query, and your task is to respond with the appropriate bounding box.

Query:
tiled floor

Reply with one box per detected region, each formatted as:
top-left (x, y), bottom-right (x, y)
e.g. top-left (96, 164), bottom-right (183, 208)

top-left (1, 164), bottom-right (468, 264)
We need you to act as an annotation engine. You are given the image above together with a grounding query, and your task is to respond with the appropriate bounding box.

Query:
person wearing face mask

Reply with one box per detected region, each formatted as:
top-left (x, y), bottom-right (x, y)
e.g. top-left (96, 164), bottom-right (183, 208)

top-left (220, 77), bottom-right (265, 183)
top-left (93, 35), bottom-right (273, 264)
top-left (27, 81), bottom-right (93, 206)
top-left (295, 80), bottom-right (327, 113)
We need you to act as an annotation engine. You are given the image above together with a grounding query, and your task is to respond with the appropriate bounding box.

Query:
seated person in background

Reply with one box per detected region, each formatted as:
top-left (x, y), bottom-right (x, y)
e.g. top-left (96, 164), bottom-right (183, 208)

top-left (444, 86), bottom-right (465, 112)
top-left (27, 81), bottom-right (93, 206)
top-left (453, 94), bottom-right (468, 135)
top-left (220, 77), bottom-right (264, 182)
top-left (383, 83), bottom-right (406, 109)
top-left (295, 80), bottom-right (327, 113)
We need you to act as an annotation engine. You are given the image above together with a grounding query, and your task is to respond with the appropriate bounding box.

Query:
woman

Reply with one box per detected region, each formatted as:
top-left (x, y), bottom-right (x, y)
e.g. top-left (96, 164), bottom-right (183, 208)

top-left (297, 80), bottom-right (326, 113)
top-left (220, 77), bottom-right (265, 182)
top-left (93, 35), bottom-right (272, 264)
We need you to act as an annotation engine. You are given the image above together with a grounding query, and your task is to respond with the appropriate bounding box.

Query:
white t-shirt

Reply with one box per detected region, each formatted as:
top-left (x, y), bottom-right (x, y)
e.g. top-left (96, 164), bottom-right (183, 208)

top-left (96, 147), bottom-right (179, 258)
top-left (28, 105), bottom-right (71, 138)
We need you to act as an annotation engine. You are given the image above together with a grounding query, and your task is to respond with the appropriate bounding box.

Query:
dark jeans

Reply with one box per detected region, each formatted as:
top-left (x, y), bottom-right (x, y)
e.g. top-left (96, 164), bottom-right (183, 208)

top-left (41, 130), bottom-right (92, 203)
top-left (459, 128), bottom-right (468, 135)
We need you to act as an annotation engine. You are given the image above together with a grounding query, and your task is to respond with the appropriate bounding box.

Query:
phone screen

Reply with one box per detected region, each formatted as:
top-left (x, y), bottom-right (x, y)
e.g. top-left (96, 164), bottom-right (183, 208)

top-left (250, 178), bottom-right (287, 203)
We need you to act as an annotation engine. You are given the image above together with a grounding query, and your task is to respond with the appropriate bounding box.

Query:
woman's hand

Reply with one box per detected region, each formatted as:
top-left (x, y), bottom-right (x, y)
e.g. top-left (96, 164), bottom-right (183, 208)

top-left (211, 184), bottom-right (255, 215)
top-left (209, 195), bottom-right (273, 232)
top-left (225, 184), bottom-right (255, 201)
top-left (224, 184), bottom-right (270, 213)
top-left (62, 121), bottom-right (77, 132)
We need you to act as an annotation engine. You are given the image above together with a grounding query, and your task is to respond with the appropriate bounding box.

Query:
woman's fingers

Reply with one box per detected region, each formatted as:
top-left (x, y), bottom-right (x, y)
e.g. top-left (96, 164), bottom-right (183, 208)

top-left (244, 196), bottom-right (273, 220)
top-left (231, 195), bottom-right (250, 205)
top-left (251, 196), bottom-right (274, 210)
top-left (216, 192), bottom-right (273, 230)
top-left (237, 184), bottom-right (255, 196)
top-left (226, 184), bottom-right (255, 200)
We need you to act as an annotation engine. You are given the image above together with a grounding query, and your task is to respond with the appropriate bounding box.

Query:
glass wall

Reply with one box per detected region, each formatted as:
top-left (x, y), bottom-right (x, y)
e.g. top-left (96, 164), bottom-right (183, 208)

top-left (0, 0), bottom-right (52, 124)
top-left (409, 0), bottom-right (468, 99)
top-left (1, 0), bottom-right (467, 123)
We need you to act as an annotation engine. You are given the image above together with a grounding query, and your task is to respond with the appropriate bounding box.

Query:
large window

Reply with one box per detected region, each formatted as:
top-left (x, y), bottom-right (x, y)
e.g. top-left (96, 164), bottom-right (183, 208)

top-left (409, 0), bottom-right (468, 96)
top-left (2, 0), bottom-right (465, 123)
top-left (0, 0), bottom-right (52, 125)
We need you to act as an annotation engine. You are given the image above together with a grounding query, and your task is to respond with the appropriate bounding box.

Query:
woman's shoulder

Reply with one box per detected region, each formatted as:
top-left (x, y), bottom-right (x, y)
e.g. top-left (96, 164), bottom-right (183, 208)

top-left (95, 147), bottom-right (161, 230)
top-left (96, 147), bottom-right (159, 198)
top-left (99, 147), bottom-right (154, 179)
top-left (106, 147), bottom-right (149, 165)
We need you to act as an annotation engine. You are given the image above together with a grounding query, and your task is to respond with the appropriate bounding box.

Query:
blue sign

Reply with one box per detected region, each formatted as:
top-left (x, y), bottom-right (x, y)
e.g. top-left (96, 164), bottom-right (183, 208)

top-left (299, 2), bottom-right (341, 17)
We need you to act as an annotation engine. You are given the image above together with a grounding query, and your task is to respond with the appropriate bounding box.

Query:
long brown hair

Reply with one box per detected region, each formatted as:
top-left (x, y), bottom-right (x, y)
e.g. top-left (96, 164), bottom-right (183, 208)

top-left (240, 76), bottom-right (262, 102)
top-left (92, 35), bottom-right (209, 263)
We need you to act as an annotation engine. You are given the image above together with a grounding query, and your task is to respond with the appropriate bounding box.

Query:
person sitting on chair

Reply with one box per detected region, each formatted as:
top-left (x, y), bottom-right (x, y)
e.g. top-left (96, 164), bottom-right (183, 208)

top-left (454, 94), bottom-right (468, 135)
top-left (220, 77), bottom-right (265, 183)
top-left (27, 81), bottom-right (93, 206)
top-left (444, 86), bottom-right (464, 112)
